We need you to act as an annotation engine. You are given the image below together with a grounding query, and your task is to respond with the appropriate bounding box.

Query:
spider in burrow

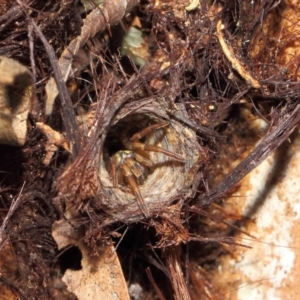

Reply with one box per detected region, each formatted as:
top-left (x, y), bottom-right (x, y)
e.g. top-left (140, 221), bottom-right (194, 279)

top-left (109, 121), bottom-right (186, 217)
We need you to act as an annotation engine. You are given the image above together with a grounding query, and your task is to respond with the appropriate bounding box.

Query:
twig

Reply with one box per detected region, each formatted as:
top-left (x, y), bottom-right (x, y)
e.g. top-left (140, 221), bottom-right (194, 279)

top-left (163, 246), bottom-right (191, 300)
top-left (31, 19), bottom-right (82, 157)
top-left (0, 182), bottom-right (26, 251)
top-left (146, 268), bottom-right (166, 300)
top-left (27, 23), bottom-right (41, 119)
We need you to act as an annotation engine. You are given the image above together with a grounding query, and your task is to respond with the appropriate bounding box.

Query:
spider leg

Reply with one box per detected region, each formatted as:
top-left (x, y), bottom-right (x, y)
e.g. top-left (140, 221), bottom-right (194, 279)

top-left (135, 148), bottom-right (150, 159)
top-left (110, 156), bottom-right (117, 186)
top-left (125, 157), bottom-right (148, 183)
top-left (130, 141), bottom-right (186, 162)
top-left (110, 156), bottom-right (124, 186)
top-left (123, 159), bottom-right (149, 217)
top-left (130, 121), bottom-right (169, 141)
top-left (133, 152), bottom-right (153, 167)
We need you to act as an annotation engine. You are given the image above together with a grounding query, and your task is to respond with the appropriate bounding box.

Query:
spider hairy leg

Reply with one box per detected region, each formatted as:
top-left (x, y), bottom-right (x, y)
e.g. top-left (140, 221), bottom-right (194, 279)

top-left (135, 148), bottom-right (151, 159)
top-left (125, 157), bottom-right (147, 182)
top-left (110, 156), bottom-right (117, 186)
top-left (110, 156), bottom-right (124, 186)
top-left (134, 152), bottom-right (153, 167)
top-left (122, 160), bottom-right (149, 217)
top-left (130, 141), bottom-right (186, 162)
top-left (130, 121), bottom-right (169, 141)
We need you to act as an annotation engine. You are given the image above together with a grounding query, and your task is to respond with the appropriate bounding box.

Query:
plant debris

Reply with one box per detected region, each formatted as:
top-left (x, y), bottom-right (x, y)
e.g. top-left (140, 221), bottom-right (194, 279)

top-left (1, 0), bottom-right (300, 299)
top-left (0, 57), bottom-right (33, 146)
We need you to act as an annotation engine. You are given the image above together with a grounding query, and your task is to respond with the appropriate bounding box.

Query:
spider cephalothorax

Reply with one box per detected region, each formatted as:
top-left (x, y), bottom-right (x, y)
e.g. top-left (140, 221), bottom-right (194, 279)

top-left (110, 121), bottom-right (186, 217)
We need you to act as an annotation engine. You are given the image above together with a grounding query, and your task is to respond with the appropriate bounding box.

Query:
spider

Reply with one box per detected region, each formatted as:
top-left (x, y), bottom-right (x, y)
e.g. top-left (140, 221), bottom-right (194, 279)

top-left (110, 121), bottom-right (186, 217)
